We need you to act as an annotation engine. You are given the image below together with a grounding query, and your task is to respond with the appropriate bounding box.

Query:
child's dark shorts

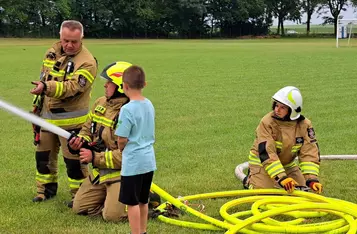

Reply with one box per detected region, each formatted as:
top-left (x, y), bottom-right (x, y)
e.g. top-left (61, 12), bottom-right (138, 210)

top-left (119, 171), bottom-right (154, 206)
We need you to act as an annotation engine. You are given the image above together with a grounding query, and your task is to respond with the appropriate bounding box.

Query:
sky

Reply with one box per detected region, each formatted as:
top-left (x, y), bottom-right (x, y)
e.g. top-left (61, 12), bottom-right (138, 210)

top-left (273, 4), bottom-right (357, 25)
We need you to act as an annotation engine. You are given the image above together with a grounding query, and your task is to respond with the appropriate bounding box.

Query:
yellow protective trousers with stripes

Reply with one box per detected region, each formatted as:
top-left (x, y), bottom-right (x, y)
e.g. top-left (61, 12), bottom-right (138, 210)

top-left (72, 175), bottom-right (127, 221)
top-left (35, 130), bottom-right (88, 198)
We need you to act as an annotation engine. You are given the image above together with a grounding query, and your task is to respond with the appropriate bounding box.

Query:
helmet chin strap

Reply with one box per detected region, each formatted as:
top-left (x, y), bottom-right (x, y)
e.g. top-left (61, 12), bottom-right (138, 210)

top-left (107, 86), bottom-right (127, 100)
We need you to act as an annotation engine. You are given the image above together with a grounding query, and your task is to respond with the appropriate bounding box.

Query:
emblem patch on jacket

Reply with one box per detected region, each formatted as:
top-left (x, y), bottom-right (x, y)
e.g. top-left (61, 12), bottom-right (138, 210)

top-left (95, 105), bottom-right (106, 114)
top-left (78, 75), bottom-right (87, 87)
top-left (307, 128), bottom-right (315, 139)
top-left (296, 137), bottom-right (304, 144)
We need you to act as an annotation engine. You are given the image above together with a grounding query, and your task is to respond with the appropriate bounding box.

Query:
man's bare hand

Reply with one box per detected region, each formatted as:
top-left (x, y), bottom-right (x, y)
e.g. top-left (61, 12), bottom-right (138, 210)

top-left (30, 81), bottom-right (45, 95)
top-left (68, 137), bottom-right (84, 151)
top-left (79, 148), bottom-right (93, 163)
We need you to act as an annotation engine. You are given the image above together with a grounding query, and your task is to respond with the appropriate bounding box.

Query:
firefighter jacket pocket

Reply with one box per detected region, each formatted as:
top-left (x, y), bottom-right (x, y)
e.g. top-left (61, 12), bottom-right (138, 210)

top-left (249, 166), bottom-right (263, 177)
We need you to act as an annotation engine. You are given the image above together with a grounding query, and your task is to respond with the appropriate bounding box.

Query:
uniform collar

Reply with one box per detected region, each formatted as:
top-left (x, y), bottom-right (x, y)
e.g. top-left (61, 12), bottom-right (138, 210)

top-left (271, 111), bottom-right (297, 126)
top-left (107, 97), bottom-right (129, 109)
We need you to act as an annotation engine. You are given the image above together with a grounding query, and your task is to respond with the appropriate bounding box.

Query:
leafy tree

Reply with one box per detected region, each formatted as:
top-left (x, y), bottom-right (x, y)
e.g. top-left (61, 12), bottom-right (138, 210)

top-left (207, 0), bottom-right (268, 37)
top-left (318, 0), bottom-right (349, 36)
top-left (0, 0), bottom-right (31, 36)
top-left (266, 0), bottom-right (301, 35)
top-left (0, 0), bottom-right (307, 38)
top-left (301, 0), bottom-right (322, 35)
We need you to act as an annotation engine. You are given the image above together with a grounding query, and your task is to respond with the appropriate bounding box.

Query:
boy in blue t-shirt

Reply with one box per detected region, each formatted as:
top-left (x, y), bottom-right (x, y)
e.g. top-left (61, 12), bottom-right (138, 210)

top-left (115, 65), bottom-right (156, 234)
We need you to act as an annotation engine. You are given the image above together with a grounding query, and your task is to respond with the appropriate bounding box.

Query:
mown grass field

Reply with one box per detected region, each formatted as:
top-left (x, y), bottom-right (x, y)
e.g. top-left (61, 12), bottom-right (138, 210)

top-left (0, 38), bottom-right (357, 233)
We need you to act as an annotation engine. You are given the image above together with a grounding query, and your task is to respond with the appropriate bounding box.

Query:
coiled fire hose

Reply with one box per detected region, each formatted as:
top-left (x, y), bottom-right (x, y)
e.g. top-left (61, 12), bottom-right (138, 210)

top-left (151, 183), bottom-right (357, 233)
top-left (150, 155), bottom-right (357, 233)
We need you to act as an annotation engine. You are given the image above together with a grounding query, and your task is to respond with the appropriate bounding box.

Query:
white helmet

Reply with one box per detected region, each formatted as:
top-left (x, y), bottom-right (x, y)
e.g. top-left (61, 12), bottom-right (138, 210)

top-left (272, 86), bottom-right (303, 120)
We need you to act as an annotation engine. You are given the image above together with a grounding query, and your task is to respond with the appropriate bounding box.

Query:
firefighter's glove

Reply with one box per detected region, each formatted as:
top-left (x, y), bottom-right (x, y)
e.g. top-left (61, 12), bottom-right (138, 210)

top-left (306, 179), bottom-right (323, 194)
top-left (278, 176), bottom-right (298, 193)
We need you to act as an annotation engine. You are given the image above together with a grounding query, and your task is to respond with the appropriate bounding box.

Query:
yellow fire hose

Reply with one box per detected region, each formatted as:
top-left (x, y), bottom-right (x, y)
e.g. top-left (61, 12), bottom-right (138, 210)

top-left (150, 183), bottom-right (357, 233)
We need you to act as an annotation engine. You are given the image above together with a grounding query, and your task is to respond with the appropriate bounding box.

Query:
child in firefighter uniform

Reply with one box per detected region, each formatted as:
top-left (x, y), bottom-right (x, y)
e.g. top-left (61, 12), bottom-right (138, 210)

top-left (244, 86), bottom-right (323, 194)
top-left (30, 20), bottom-right (97, 204)
top-left (68, 61), bottom-right (132, 221)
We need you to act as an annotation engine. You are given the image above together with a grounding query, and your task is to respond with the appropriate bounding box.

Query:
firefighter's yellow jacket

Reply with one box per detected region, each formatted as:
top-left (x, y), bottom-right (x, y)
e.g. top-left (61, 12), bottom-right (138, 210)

top-left (40, 41), bottom-right (97, 130)
top-left (78, 96), bottom-right (128, 184)
top-left (248, 111), bottom-right (320, 182)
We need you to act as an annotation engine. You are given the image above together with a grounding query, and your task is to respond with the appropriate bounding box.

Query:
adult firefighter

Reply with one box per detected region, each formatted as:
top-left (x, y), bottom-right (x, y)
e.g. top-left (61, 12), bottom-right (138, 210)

top-left (68, 62), bottom-right (161, 222)
top-left (243, 86), bottom-right (323, 194)
top-left (30, 20), bottom-right (97, 205)
top-left (67, 61), bottom-right (134, 221)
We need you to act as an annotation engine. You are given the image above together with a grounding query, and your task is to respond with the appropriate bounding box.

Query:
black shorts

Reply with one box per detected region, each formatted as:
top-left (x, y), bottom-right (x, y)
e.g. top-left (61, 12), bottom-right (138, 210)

top-left (119, 171), bottom-right (154, 206)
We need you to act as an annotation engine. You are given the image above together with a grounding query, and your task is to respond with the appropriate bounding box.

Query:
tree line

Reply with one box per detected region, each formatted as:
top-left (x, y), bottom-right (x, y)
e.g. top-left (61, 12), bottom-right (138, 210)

top-left (0, 0), bottom-right (355, 38)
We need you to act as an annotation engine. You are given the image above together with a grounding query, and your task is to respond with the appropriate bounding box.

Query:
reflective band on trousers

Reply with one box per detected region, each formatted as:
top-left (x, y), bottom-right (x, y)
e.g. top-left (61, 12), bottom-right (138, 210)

top-left (68, 177), bottom-right (84, 189)
top-left (36, 171), bottom-right (58, 183)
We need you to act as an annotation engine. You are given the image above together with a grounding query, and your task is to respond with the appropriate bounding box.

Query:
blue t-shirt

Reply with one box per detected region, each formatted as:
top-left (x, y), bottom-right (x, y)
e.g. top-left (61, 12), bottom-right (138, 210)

top-left (115, 98), bottom-right (156, 176)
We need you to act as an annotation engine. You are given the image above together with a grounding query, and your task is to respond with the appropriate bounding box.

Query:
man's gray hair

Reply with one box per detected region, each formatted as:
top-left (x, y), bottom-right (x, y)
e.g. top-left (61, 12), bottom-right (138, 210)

top-left (59, 20), bottom-right (84, 37)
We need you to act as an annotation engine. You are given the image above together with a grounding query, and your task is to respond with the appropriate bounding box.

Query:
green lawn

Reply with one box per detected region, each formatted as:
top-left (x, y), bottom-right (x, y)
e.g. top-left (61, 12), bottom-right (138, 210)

top-left (0, 38), bottom-right (357, 233)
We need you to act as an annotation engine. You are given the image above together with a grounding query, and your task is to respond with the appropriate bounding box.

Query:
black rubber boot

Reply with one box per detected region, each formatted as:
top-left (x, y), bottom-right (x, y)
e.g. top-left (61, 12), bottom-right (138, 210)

top-left (242, 168), bottom-right (250, 189)
top-left (65, 200), bottom-right (73, 208)
top-left (32, 194), bottom-right (46, 202)
top-left (44, 183), bottom-right (58, 198)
